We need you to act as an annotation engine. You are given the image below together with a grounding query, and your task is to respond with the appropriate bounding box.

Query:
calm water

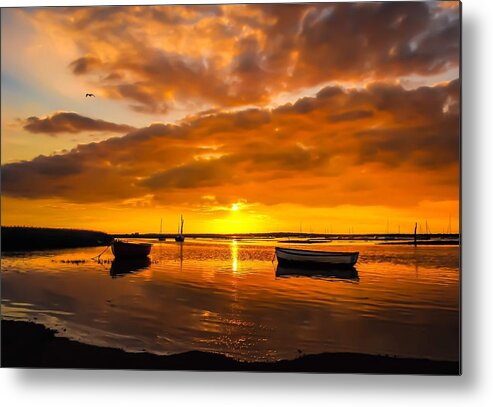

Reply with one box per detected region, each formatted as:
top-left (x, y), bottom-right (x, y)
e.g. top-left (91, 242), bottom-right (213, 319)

top-left (1, 239), bottom-right (460, 362)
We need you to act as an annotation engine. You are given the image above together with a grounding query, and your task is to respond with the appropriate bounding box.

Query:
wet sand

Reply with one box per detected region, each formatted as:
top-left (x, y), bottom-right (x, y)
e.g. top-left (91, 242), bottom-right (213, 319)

top-left (1, 320), bottom-right (459, 374)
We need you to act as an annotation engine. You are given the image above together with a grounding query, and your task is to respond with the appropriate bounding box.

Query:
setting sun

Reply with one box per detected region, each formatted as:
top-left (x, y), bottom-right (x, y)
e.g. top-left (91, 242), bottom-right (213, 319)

top-left (231, 203), bottom-right (240, 212)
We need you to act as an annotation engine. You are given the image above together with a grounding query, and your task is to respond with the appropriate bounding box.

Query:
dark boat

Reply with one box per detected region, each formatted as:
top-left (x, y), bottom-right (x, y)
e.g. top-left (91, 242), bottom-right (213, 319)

top-left (175, 215), bottom-right (185, 242)
top-left (110, 257), bottom-right (151, 277)
top-left (275, 247), bottom-right (358, 268)
top-left (111, 239), bottom-right (152, 259)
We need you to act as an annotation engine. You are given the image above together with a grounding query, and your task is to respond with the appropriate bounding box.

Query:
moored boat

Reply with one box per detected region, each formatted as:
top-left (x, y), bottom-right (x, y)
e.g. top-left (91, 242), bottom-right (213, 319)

top-left (275, 247), bottom-right (358, 268)
top-left (111, 239), bottom-right (152, 259)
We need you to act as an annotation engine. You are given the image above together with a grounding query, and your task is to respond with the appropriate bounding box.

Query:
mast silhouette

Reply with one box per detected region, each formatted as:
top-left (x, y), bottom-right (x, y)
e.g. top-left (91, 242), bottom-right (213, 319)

top-left (175, 215), bottom-right (185, 242)
top-left (158, 218), bottom-right (166, 241)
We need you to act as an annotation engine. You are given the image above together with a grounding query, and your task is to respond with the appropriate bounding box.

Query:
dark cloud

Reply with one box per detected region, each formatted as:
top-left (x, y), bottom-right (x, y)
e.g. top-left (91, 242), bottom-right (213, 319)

top-left (141, 158), bottom-right (234, 190)
top-left (328, 109), bottom-right (374, 123)
top-left (23, 112), bottom-right (136, 135)
top-left (316, 86), bottom-right (345, 100)
top-left (114, 83), bottom-right (166, 114)
top-left (294, 2), bottom-right (457, 82)
top-left (233, 109), bottom-right (271, 129)
top-left (355, 120), bottom-right (459, 170)
top-left (1, 154), bottom-right (86, 199)
top-left (69, 56), bottom-right (101, 75)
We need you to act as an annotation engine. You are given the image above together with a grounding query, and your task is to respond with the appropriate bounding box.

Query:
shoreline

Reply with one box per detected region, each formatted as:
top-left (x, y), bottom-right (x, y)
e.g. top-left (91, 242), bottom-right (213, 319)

top-left (1, 320), bottom-right (460, 374)
top-left (2, 226), bottom-right (460, 252)
top-left (1, 227), bottom-right (112, 252)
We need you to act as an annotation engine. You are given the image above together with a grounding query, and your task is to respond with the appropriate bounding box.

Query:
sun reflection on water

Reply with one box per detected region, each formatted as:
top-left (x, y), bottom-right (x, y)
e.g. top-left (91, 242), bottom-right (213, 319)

top-left (231, 240), bottom-right (238, 273)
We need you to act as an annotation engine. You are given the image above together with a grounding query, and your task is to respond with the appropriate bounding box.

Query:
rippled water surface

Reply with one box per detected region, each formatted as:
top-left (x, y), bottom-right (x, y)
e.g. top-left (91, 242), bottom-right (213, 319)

top-left (1, 239), bottom-right (460, 362)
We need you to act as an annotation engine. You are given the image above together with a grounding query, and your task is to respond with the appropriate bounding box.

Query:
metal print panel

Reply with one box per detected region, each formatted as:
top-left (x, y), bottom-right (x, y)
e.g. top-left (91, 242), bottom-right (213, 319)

top-left (0, 1), bottom-right (461, 374)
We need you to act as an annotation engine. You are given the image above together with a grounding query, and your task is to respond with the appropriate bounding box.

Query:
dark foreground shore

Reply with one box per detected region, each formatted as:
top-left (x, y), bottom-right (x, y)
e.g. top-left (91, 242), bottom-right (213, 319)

top-left (1, 320), bottom-right (459, 374)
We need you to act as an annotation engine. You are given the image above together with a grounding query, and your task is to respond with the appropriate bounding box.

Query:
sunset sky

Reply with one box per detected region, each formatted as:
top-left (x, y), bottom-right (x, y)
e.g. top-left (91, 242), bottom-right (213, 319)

top-left (1, 2), bottom-right (460, 234)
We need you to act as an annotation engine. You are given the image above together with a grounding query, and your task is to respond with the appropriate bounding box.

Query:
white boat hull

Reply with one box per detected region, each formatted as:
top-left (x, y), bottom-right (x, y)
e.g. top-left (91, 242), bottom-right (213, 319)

top-left (275, 247), bottom-right (358, 268)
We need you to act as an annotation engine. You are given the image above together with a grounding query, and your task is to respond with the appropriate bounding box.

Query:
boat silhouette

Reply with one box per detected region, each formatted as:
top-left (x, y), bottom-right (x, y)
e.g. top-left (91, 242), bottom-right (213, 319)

top-left (275, 247), bottom-right (359, 268)
top-left (111, 239), bottom-right (152, 259)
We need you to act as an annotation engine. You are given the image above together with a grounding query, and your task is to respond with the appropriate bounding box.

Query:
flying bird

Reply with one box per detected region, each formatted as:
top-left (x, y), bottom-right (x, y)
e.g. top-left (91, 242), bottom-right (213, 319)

top-left (85, 93), bottom-right (95, 97)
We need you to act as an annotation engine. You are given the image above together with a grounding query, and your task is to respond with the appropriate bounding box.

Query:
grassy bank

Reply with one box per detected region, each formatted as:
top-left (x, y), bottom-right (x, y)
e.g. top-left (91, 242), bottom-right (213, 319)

top-left (1, 320), bottom-right (459, 374)
top-left (1, 226), bottom-right (112, 252)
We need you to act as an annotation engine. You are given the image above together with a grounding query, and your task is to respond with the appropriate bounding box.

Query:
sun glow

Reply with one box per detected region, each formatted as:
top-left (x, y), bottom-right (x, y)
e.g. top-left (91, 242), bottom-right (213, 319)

top-left (231, 203), bottom-right (240, 211)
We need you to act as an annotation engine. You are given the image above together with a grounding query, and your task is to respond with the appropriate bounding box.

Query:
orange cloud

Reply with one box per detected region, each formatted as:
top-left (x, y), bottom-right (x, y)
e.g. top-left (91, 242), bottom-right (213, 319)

top-left (2, 80), bottom-right (459, 212)
top-left (23, 3), bottom-right (460, 115)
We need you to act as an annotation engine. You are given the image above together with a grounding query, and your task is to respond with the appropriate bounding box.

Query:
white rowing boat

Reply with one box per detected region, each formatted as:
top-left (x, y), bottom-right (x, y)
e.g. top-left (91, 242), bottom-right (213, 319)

top-left (275, 247), bottom-right (359, 268)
